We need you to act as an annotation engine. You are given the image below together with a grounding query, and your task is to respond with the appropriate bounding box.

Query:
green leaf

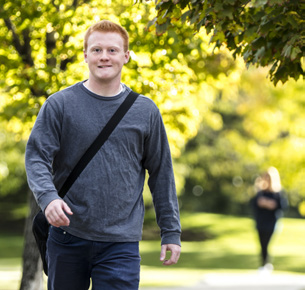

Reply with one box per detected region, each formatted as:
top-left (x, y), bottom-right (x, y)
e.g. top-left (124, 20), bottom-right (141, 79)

top-left (259, 20), bottom-right (275, 36)
top-left (286, 12), bottom-right (300, 28)
top-left (253, 46), bottom-right (266, 62)
top-left (156, 18), bottom-right (171, 35)
top-left (291, 47), bottom-right (301, 61)
top-left (282, 44), bottom-right (292, 58)
top-left (251, 37), bottom-right (266, 50)
top-left (181, 10), bottom-right (191, 23)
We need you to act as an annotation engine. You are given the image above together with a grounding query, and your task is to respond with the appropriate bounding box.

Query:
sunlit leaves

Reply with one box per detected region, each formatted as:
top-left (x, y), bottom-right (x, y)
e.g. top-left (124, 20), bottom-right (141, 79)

top-left (179, 63), bottom-right (305, 214)
top-left (0, 0), bottom-right (235, 199)
top-left (3, 0), bottom-right (304, 216)
top-left (139, 0), bottom-right (305, 85)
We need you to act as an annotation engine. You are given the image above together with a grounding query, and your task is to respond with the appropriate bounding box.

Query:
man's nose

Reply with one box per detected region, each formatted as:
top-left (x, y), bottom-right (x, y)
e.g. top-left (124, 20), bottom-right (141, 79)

top-left (99, 50), bottom-right (110, 60)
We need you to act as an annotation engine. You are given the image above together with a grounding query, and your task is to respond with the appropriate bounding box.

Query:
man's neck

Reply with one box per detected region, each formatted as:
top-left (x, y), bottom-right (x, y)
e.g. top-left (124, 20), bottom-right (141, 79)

top-left (84, 79), bottom-right (122, 97)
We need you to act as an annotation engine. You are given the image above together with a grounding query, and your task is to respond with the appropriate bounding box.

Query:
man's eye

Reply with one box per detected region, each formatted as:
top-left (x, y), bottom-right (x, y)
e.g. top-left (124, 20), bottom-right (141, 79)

top-left (109, 48), bottom-right (117, 53)
top-left (93, 48), bottom-right (101, 53)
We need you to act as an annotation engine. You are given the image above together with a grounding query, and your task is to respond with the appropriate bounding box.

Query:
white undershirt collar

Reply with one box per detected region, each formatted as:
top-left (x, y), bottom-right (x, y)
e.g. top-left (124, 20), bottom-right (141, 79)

top-left (83, 82), bottom-right (124, 97)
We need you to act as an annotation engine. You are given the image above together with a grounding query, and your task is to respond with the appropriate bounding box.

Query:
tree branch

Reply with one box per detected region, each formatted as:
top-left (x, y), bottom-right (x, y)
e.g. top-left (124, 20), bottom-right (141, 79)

top-left (51, 0), bottom-right (59, 11)
top-left (4, 18), bottom-right (34, 66)
top-left (22, 28), bottom-right (34, 66)
top-left (4, 18), bottom-right (23, 55)
top-left (72, 0), bottom-right (78, 8)
top-left (46, 31), bottom-right (57, 67)
top-left (59, 35), bottom-right (76, 70)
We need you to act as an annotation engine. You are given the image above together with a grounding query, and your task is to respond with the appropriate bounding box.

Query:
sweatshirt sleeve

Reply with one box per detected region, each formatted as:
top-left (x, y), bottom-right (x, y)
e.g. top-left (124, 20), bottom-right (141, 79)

top-left (143, 109), bottom-right (181, 246)
top-left (25, 98), bottom-right (62, 212)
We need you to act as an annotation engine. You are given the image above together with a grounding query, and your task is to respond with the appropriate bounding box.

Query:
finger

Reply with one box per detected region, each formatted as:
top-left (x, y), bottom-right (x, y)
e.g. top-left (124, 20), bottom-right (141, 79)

top-left (57, 211), bottom-right (70, 226)
top-left (63, 202), bottom-right (73, 215)
top-left (164, 250), bottom-right (180, 265)
top-left (161, 244), bottom-right (181, 266)
top-left (46, 208), bottom-right (60, 225)
top-left (160, 245), bottom-right (167, 262)
top-left (53, 206), bottom-right (70, 226)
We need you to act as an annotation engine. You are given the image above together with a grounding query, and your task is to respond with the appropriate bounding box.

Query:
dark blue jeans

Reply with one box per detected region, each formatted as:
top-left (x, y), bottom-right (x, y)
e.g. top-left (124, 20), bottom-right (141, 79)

top-left (47, 226), bottom-right (141, 290)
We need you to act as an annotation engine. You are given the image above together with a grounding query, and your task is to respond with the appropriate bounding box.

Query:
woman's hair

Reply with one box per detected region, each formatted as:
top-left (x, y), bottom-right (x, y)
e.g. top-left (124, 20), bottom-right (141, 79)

top-left (267, 166), bottom-right (282, 192)
top-left (256, 166), bottom-right (282, 192)
top-left (84, 20), bottom-right (129, 52)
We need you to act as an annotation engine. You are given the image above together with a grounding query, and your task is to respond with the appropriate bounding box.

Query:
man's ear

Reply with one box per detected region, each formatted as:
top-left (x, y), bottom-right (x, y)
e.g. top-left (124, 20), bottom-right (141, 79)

top-left (124, 50), bottom-right (130, 64)
top-left (84, 50), bottom-right (88, 63)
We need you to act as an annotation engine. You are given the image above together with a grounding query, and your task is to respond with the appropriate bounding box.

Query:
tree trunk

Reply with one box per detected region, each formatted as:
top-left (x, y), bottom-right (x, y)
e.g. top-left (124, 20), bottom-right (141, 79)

top-left (19, 189), bottom-right (44, 290)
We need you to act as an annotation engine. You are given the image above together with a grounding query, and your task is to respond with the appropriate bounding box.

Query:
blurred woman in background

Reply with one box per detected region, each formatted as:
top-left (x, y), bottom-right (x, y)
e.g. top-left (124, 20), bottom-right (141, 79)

top-left (251, 167), bottom-right (288, 272)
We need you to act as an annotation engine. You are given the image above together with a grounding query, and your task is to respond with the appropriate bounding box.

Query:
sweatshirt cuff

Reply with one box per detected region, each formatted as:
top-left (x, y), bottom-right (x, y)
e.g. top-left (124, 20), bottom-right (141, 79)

top-left (38, 191), bottom-right (62, 213)
top-left (161, 232), bottom-right (181, 246)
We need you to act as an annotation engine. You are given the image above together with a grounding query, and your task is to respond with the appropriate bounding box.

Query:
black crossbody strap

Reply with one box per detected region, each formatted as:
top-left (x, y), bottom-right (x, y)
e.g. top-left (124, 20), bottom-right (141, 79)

top-left (58, 90), bottom-right (139, 197)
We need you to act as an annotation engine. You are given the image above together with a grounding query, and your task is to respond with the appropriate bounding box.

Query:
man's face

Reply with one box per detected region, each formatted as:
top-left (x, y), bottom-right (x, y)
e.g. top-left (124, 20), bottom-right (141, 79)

top-left (84, 31), bottom-right (129, 84)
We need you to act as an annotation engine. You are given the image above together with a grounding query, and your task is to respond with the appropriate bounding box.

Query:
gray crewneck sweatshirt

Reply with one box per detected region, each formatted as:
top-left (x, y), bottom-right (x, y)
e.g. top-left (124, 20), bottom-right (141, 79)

top-left (25, 82), bottom-right (181, 246)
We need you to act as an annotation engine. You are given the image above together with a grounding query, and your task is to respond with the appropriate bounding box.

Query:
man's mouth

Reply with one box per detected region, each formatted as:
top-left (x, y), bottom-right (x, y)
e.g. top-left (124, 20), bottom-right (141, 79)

top-left (98, 65), bottom-right (111, 68)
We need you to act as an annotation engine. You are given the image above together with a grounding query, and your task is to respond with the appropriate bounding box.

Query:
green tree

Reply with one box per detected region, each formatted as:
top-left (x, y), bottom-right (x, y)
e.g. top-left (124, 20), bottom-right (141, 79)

top-left (0, 0), bottom-right (237, 288)
top-left (138, 0), bottom-right (305, 85)
top-left (179, 63), bottom-right (305, 215)
top-left (1, 1), bottom-right (100, 288)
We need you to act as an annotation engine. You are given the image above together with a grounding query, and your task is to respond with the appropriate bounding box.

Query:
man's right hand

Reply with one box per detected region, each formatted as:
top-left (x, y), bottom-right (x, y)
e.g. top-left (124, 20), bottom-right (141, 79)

top-left (45, 199), bottom-right (73, 227)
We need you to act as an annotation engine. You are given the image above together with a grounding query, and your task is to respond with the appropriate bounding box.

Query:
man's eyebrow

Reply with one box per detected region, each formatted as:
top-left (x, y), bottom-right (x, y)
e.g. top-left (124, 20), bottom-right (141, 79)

top-left (90, 44), bottom-right (121, 49)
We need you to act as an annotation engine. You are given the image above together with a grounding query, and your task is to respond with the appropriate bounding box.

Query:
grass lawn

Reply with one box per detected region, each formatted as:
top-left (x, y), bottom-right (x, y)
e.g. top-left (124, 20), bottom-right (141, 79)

top-left (140, 213), bottom-right (305, 287)
top-left (1, 212), bottom-right (305, 289)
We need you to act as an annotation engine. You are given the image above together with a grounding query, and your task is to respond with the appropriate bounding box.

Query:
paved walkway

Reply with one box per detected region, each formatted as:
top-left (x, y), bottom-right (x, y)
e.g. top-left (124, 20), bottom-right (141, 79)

top-left (142, 272), bottom-right (305, 290)
top-left (2, 269), bottom-right (305, 290)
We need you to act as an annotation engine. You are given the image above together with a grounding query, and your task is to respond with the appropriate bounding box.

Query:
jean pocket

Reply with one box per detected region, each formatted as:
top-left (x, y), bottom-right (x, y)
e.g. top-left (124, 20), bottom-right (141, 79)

top-left (49, 226), bottom-right (74, 244)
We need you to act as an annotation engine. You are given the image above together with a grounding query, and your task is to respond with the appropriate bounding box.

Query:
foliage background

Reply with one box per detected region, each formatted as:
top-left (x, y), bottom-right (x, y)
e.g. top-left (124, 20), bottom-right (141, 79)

top-left (147, 0), bottom-right (305, 85)
top-left (0, 0), bottom-right (305, 232)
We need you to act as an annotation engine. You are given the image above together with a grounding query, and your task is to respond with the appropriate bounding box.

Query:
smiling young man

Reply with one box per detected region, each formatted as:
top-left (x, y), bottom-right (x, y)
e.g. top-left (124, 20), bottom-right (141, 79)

top-left (25, 20), bottom-right (181, 289)
top-left (84, 28), bottom-right (129, 95)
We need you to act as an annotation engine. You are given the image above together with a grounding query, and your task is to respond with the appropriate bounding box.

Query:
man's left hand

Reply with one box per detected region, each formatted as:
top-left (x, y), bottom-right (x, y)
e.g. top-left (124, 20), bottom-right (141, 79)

top-left (160, 244), bottom-right (181, 265)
